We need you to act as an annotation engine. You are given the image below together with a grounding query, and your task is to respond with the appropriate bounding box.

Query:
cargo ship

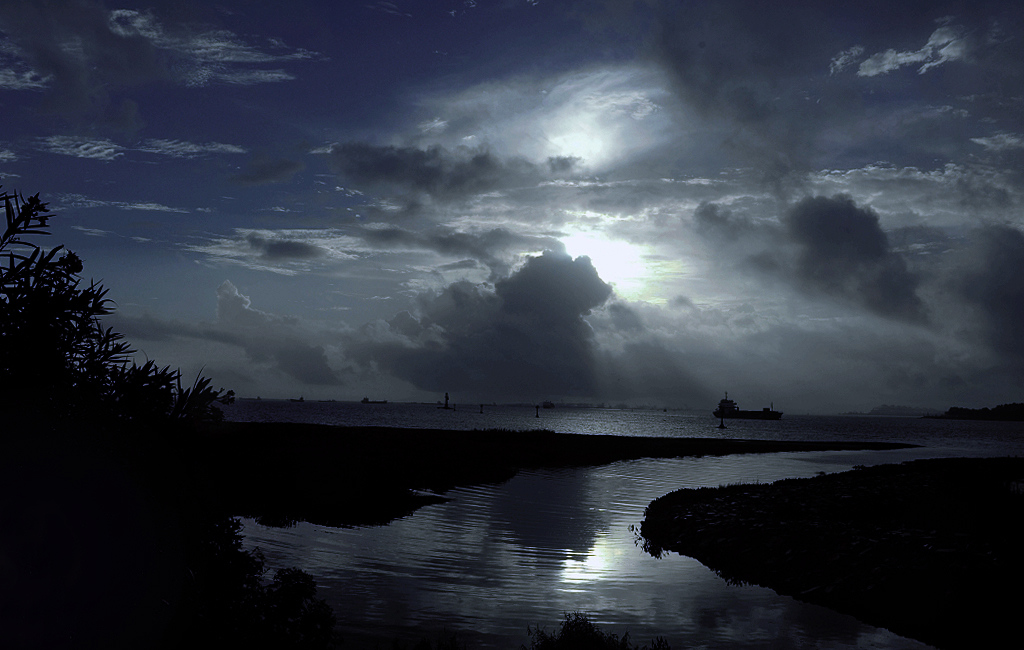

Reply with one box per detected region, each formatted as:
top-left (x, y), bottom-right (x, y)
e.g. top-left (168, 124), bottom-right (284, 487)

top-left (713, 392), bottom-right (782, 420)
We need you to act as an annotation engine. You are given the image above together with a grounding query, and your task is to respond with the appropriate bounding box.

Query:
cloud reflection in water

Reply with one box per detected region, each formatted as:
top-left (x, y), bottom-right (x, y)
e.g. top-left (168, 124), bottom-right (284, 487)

top-left (242, 454), bottom-right (935, 648)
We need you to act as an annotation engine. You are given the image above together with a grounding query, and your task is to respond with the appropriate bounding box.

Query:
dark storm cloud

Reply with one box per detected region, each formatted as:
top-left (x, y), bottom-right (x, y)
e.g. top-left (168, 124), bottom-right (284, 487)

top-left (212, 280), bottom-right (339, 385)
top-left (230, 155), bottom-right (305, 186)
top-left (597, 340), bottom-right (710, 406)
top-left (437, 259), bottom-right (481, 272)
top-left (692, 194), bottom-right (927, 322)
top-left (214, 280), bottom-right (281, 327)
top-left (0, 1), bottom-right (317, 127)
top-left (347, 251), bottom-right (613, 400)
top-left (888, 225), bottom-right (954, 255)
top-left (653, 2), bottom-right (817, 121)
top-left (782, 195), bottom-right (925, 322)
top-left (108, 312), bottom-right (188, 342)
top-left (109, 281), bottom-right (341, 386)
top-left (949, 225), bottom-right (1024, 369)
top-left (245, 233), bottom-right (325, 261)
top-left (0, 0), bottom-right (164, 128)
top-left (547, 155), bottom-right (583, 174)
top-left (693, 201), bottom-right (763, 241)
top-left (356, 225), bottom-right (563, 279)
top-left (384, 310), bottom-right (422, 339)
top-left (268, 343), bottom-right (339, 385)
top-left (606, 302), bottom-right (644, 332)
top-left (649, 1), bottom-right (840, 184)
top-left (325, 142), bottom-right (575, 201)
top-left (952, 171), bottom-right (1015, 211)
top-left (497, 250), bottom-right (612, 324)
top-left (669, 295), bottom-right (696, 310)
top-left (646, 0), bottom-right (1024, 186)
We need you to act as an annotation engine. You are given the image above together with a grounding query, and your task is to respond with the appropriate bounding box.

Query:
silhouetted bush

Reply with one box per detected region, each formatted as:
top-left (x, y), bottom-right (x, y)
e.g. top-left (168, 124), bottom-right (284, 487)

top-left (525, 613), bottom-right (670, 650)
top-left (173, 516), bottom-right (340, 649)
top-left (1, 188), bottom-right (337, 648)
top-left (0, 188), bottom-right (233, 425)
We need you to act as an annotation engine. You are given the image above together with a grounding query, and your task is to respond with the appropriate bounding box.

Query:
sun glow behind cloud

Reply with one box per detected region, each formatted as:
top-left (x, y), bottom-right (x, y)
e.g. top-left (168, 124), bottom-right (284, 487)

top-left (418, 66), bottom-right (671, 171)
top-left (538, 70), bottom-right (666, 170)
top-left (548, 127), bottom-right (609, 168)
top-left (561, 230), bottom-right (651, 300)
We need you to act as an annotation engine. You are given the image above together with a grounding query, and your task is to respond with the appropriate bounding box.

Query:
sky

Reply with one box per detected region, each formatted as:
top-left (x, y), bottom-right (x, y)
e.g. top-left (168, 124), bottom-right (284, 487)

top-left (2, 0), bottom-right (1023, 413)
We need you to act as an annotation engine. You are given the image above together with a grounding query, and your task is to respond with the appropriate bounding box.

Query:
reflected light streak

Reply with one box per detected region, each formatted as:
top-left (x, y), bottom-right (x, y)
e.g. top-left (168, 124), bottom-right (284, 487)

top-left (560, 534), bottom-right (624, 585)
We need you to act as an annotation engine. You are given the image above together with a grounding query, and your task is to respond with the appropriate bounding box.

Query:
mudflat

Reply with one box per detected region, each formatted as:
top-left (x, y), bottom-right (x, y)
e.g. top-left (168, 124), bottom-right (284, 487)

top-left (198, 422), bottom-right (914, 527)
top-left (639, 457), bottom-right (1024, 650)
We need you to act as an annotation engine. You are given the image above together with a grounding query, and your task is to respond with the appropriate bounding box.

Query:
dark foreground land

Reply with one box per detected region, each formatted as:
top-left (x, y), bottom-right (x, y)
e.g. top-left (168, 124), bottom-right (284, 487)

top-left (639, 457), bottom-right (1024, 650)
top-left (198, 422), bottom-right (914, 527)
top-left (1, 422), bottom-right (914, 648)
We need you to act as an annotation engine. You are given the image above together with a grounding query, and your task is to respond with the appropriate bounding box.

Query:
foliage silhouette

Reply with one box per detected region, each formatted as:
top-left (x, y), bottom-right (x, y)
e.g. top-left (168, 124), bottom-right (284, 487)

top-left (0, 188), bottom-right (233, 424)
top-left (932, 402), bottom-right (1024, 421)
top-left (172, 516), bottom-right (339, 649)
top-left (525, 613), bottom-right (671, 650)
top-left (1, 188), bottom-right (337, 648)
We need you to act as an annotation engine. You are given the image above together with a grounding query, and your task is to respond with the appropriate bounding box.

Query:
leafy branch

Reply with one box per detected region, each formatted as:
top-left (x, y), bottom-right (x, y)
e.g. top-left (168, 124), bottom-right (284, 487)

top-left (0, 188), bottom-right (233, 424)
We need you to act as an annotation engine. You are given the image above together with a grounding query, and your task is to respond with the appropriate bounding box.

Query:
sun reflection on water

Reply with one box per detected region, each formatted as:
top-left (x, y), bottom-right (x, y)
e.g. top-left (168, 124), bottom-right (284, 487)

top-left (559, 533), bottom-right (625, 586)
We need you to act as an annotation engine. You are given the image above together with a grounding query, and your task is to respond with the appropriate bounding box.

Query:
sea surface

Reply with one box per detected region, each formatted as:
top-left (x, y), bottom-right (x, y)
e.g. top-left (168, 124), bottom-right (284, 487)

top-left (225, 399), bottom-right (1024, 649)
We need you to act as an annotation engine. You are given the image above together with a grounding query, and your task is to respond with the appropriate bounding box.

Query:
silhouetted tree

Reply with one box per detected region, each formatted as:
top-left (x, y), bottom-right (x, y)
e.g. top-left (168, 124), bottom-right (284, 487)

top-left (0, 188), bottom-right (233, 425)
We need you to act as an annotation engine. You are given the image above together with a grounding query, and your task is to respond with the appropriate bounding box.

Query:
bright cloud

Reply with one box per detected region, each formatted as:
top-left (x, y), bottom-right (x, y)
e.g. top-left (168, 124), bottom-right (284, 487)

top-left (560, 229), bottom-right (651, 301)
top-left (829, 45), bottom-right (864, 74)
top-left (137, 139), bottom-right (247, 158)
top-left (970, 132), bottom-right (1024, 152)
top-left (39, 136), bottom-right (125, 161)
top-left (416, 66), bottom-right (674, 171)
top-left (857, 25), bottom-right (970, 77)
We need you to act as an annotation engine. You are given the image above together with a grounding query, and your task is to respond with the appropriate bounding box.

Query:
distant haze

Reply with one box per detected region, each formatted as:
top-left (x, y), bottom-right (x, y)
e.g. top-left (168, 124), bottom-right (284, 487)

top-left (2, 1), bottom-right (1023, 412)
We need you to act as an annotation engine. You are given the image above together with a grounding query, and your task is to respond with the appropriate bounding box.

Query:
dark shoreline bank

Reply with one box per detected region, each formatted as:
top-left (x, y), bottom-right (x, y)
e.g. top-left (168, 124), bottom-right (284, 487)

top-left (0, 421), bottom-right (920, 648)
top-left (199, 421), bottom-right (915, 527)
top-left (639, 457), bottom-right (1024, 650)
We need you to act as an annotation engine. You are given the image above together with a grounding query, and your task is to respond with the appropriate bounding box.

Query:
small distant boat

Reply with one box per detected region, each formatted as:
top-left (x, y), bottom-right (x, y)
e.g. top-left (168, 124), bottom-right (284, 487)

top-left (361, 397), bottom-right (387, 404)
top-left (713, 392), bottom-right (782, 420)
top-left (542, 401), bottom-right (555, 409)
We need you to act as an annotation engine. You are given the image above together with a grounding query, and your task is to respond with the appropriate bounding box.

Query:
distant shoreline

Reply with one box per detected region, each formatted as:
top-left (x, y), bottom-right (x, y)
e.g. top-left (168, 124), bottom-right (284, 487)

top-left (923, 403), bottom-right (1024, 421)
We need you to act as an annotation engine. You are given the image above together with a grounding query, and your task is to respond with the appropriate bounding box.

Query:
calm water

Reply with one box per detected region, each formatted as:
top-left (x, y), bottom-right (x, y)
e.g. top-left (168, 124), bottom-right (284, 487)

top-left (225, 400), bottom-right (1024, 649)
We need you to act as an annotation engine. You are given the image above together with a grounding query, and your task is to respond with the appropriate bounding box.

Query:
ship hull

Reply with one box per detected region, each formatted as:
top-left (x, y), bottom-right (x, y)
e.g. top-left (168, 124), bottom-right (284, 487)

top-left (713, 409), bottom-right (783, 420)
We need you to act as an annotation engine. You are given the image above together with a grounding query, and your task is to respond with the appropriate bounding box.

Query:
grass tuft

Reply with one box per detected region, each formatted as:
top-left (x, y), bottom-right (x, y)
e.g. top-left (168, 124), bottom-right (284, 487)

top-left (524, 612), bottom-right (670, 650)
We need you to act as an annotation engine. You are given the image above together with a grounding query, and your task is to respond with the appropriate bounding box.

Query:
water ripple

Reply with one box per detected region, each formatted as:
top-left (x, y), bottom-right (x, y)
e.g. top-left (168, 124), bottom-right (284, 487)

top-left (241, 445), bottom-right (956, 648)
